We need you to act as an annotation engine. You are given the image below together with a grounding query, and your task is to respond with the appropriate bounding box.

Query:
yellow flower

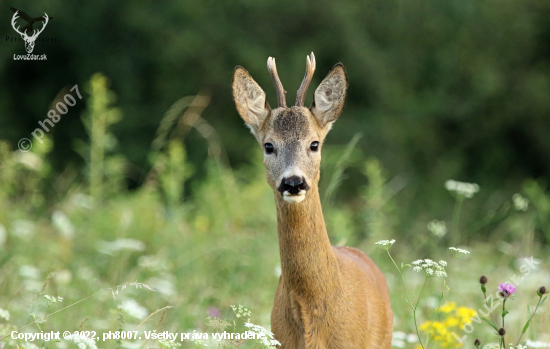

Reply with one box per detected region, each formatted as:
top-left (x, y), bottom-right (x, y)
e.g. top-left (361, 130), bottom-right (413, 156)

top-left (419, 303), bottom-right (476, 348)
top-left (456, 306), bottom-right (476, 325)
top-left (420, 320), bottom-right (441, 332)
top-left (444, 316), bottom-right (460, 328)
top-left (439, 301), bottom-right (457, 313)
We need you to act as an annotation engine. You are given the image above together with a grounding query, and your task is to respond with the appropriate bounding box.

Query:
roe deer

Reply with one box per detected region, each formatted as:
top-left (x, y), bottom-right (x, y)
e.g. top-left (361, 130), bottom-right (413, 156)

top-left (232, 53), bottom-right (393, 348)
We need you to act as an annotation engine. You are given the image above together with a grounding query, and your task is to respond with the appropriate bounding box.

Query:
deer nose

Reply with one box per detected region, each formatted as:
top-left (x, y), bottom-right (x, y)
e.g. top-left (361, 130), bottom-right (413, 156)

top-left (278, 176), bottom-right (310, 195)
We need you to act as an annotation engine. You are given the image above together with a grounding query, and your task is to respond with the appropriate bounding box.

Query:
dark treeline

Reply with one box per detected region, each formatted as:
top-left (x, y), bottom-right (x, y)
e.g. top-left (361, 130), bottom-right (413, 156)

top-left (1, 0), bottom-right (549, 237)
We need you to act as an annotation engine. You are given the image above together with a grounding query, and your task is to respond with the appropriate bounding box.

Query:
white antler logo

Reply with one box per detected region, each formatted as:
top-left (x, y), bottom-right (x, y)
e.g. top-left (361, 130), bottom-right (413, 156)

top-left (11, 10), bottom-right (49, 53)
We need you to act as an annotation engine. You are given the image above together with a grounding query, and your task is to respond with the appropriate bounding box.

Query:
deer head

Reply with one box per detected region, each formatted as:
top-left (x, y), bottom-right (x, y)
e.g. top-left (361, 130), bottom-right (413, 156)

top-left (232, 53), bottom-right (348, 204)
top-left (11, 11), bottom-right (49, 53)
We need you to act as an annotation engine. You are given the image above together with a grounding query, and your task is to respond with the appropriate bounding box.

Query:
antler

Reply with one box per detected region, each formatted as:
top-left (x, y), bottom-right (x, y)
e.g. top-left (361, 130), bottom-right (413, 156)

top-left (267, 57), bottom-right (287, 108)
top-left (29, 14), bottom-right (49, 39)
top-left (11, 11), bottom-right (27, 37)
top-left (295, 52), bottom-right (316, 107)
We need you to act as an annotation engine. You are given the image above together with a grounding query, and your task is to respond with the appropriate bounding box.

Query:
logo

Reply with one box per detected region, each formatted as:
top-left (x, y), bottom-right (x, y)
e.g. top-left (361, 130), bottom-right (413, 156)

top-left (10, 7), bottom-right (52, 60)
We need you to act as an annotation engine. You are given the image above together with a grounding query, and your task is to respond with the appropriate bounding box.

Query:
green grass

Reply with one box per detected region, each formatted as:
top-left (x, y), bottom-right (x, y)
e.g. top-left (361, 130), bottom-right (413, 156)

top-left (0, 74), bottom-right (548, 349)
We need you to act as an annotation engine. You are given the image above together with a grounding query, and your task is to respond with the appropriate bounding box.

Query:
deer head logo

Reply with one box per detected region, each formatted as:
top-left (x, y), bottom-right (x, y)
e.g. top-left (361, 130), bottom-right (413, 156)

top-left (11, 9), bottom-right (49, 53)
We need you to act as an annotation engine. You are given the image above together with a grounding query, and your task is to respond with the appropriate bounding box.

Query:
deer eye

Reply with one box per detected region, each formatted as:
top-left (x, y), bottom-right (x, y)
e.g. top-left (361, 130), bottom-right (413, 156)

top-left (264, 143), bottom-right (274, 154)
top-left (310, 141), bottom-right (319, 151)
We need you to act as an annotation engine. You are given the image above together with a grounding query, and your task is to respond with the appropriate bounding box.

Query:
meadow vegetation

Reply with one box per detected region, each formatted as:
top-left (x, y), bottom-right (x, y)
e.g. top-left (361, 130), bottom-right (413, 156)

top-left (0, 74), bottom-right (548, 348)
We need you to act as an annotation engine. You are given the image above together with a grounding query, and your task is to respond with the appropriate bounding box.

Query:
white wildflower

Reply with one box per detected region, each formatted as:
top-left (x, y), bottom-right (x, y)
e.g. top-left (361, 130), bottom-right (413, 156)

top-left (146, 277), bottom-right (176, 298)
top-left (445, 180), bottom-right (480, 198)
top-left (392, 331), bottom-right (406, 340)
top-left (274, 264), bottom-right (282, 277)
top-left (52, 210), bottom-right (75, 239)
top-left (411, 259), bottom-right (447, 278)
top-left (54, 269), bottom-right (72, 285)
top-left (525, 340), bottom-right (550, 348)
top-left (96, 238), bottom-right (145, 255)
top-left (11, 219), bottom-right (36, 240)
top-left (391, 338), bottom-right (405, 348)
top-left (138, 255), bottom-right (170, 272)
top-left (231, 304), bottom-right (251, 320)
top-left (406, 333), bottom-right (418, 343)
top-left (435, 270), bottom-right (447, 278)
top-left (68, 333), bottom-right (98, 349)
top-left (118, 299), bottom-right (148, 320)
top-left (0, 308), bottom-right (10, 320)
top-left (512, 193), bottom-right (529, 211)
top-left (449, 247), bottom-right (470, 259)
top-left (19, 265), bottom-right (41, 279)
top-left (427, 219), bottom-right (447, 237)
top-left (44, 295), bottom-right (57, 303)
top-left (392, 331), bottom-right (418, 345)
top-left (375, 239), bottom-right (395, 250)
top-left (245, 322), bottom-right (281, 348)
top-left (483, 344), bottom-right (500, 349)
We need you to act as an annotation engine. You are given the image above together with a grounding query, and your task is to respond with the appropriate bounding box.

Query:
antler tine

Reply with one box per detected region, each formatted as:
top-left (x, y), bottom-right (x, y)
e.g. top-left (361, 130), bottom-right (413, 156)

top-left (295, 52), bottom-right (316, 107)
top-left (267, 57), bottom-right (287, 108)
top-left (30, 13), bottom-right (49, 38)
top-left (11, 11), bottom-right (26, 37)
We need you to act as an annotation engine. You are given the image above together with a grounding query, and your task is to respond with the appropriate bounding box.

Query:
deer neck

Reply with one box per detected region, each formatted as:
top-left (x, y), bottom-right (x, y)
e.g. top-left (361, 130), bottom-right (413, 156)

top-left (275, 186), bottom-right (340, 297)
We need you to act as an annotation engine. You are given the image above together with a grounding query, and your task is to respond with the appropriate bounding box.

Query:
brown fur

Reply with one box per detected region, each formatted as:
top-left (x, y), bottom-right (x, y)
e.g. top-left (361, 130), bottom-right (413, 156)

top-left (232, 56), bottom-right (393, 349)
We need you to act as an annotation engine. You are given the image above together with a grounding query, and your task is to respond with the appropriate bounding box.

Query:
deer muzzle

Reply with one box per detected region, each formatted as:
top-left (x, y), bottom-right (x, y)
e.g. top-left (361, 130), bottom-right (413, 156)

top-left (278, 175), bottom-right (310, 203)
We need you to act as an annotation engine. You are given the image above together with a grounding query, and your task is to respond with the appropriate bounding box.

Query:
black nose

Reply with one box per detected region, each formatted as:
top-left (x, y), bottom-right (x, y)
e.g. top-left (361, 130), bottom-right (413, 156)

top-left (278, 176), bottom-right (310, 195)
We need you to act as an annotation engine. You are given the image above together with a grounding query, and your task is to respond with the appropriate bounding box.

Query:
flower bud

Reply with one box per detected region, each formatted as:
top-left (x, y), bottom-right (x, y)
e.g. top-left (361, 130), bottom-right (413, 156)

top-left (498, 328), bottom-right (506, 336)
top-left (479, 275), bottom-right (488, 285)
top-left (539, 286), bottom-right (547, 295)
top-left (474, 339), bottom-right (481, 347)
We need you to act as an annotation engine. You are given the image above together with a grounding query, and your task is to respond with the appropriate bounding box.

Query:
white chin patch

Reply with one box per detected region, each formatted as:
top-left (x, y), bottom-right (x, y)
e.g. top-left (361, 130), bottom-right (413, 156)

top-left (283, 191), bottom-right (306, 203)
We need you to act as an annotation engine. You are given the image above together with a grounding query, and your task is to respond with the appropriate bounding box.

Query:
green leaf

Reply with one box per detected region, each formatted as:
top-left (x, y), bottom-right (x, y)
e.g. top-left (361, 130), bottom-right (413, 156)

top-left (502, 309), bottom-right (509, 317)
top-left (403, 264), bottom-right (411, 268)
top-left (522, 319), bottom-right (531, 334)
top-left (541, 296), bottom-right (547, 306)
top-left (537, 290), bottom-right (542, 297)
top-left (481, 317), bottom-right (498, 332)
top-left (444, 280), bottom-right (450, 291)
top-left (481, 284), bottom-right (486, 293)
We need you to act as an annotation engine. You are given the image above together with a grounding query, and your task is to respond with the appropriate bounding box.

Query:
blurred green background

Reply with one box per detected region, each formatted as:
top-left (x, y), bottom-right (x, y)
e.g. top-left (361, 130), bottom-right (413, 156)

top-left (0, 0), bottom-right (549, 348)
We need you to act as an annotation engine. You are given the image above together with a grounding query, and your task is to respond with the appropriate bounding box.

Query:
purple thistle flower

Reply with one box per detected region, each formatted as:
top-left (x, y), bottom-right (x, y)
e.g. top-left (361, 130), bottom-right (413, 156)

top-left (498, 283), bottom-right (516, 298)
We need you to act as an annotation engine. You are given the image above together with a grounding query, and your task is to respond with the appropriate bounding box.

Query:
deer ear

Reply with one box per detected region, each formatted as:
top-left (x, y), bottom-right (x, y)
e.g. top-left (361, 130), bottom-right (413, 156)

top-left (310, 63), bottom-right (348, 129)
top-left (232, 66), bottom-right (271, 139)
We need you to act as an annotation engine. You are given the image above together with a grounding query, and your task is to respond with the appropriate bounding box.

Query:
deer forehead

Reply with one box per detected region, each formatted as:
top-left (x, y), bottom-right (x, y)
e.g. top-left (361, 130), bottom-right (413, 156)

top-left (263, 107), bottom-right (321, 142)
